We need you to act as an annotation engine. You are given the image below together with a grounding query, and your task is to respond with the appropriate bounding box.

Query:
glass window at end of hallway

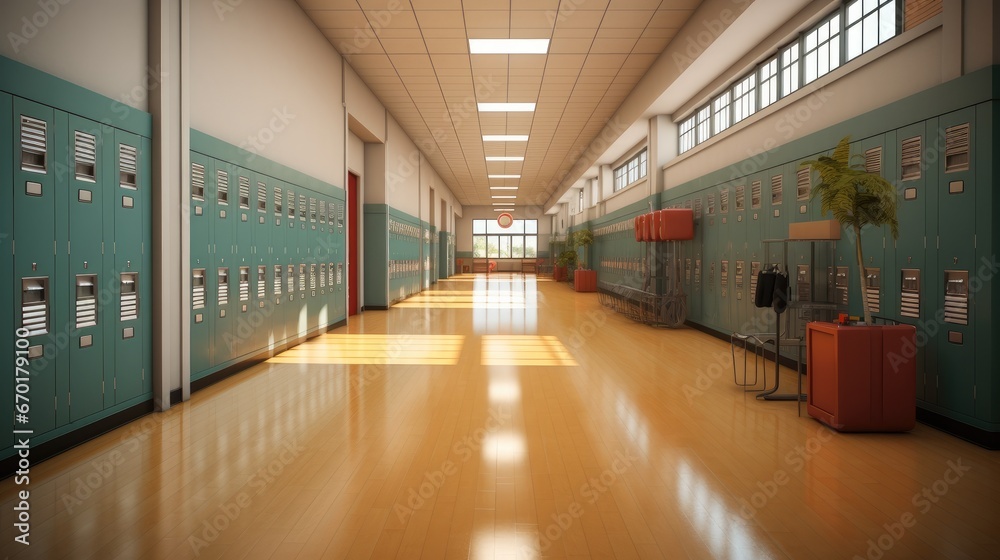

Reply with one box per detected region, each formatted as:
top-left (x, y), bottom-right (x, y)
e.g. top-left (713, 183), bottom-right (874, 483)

top-left (613, 149), bottom-right (647, 192)
top-left (472, 219), bottom-right (538, 259)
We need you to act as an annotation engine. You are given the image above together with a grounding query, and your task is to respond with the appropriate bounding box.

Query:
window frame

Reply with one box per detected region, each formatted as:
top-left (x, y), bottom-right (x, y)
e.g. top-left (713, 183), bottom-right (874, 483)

top-left (613, 148), bottom-right (649, 192)
top-left (472, 219), bottom-right (539, 259)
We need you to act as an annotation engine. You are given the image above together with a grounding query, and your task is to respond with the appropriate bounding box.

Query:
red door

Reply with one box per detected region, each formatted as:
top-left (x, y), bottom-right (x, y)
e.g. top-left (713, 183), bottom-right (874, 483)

top-left (348, 172), bottom-right (359, 316)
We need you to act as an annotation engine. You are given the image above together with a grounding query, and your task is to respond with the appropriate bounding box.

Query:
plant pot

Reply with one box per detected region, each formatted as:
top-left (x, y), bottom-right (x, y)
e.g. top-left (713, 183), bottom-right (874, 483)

top-left (574, 269), bottom-right (597, 292)
top-left (806, 322), bottom-right (917, 432)
top-left (553, 265), bottom-right (567, 282)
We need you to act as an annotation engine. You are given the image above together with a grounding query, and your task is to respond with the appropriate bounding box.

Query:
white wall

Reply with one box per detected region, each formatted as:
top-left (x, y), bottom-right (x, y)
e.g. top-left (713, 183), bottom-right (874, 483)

top-left (190, 0), bottom-right (344, 188)
top-left (605, 179), bottom-right (651, 214)
top-left (0, 0), bottom-right (147, 111)
top-left (665, 24), bottom-right (944, 189)
top-left (345, 64), bottom-right (385, 142)
top-left (384, 114), bottom-right (421, 217)
top-left (348, 132), bottom-right (364, 177)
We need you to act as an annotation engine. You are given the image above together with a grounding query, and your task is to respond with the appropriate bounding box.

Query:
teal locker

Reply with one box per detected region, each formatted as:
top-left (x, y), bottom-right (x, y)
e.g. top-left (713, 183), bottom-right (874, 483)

top-left (718, 185), bottom-right (732, 331)
top-left (251, 175), bottom-right (271, 354)
top-left (935, 108), bottom-right (977, 415)
top-left (13, 98), bottom-right (58, 435)
top-left (424, 223), bottom-right (432, 290)
top-left (270, 180), bottom-right (288, 346)
top-left (746, 175), bottom-right (768, 333)
top-left (439, 229), bottom-right (449, 280)
top-left (1, 92), bottom-right (13, 451)
top-left (52, 110), bottom-right (70, 428)
top-left (233, 168), bottom-right (255, 358)
top-left (190, 154), bottom-right (214, 378)
top-left (730, 182), bottom-right (748, 331)
top-left (307, 195), bottom-right (320, 330)
top-left (689, 196), bottom-right (703, 323)
top-left (294, 191), bottom-right (308, 336)
top-left (702, 190), bottom-right (719, 329)
top-left (894, 121), bottom-right (934, 401)
top-left (789, 160), bottom-right (817, 331)
top-left (112, 129), bottom-right (146, 403)
top-left (879, 130), bottom-right (900, 321)
top-left (765, 168), bottom-right (787, 266)
top-left (332, 197), bottom-right (347, 322)
top-left (66, 115), bottom-right (109, 421)
top-left (973, 102), bottom-right (995, 423)
top-left (431, 226), bottom-right (438, 285)
top-left (214, 160), bottom-right (235, 363)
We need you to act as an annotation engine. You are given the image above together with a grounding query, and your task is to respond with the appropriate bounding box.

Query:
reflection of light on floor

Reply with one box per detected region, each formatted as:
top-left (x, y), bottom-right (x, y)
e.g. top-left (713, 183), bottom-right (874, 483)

top-left (481, 432), bottom-right (526, 464)
top-left (488, 378), bottom-right (521, 404)
top-left (482, 335), bottom-right (577, 366)
top-left (615, 399), bottom-right (649, 456)
top-left (267, 334), bottom-right (464, 365)
top-left (676, 459), bottom-right (757, 558)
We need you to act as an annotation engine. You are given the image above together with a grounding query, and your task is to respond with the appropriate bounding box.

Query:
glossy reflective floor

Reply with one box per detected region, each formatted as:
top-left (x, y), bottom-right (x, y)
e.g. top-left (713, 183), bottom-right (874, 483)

top-left (3, 273), bottom-right (1000, 559)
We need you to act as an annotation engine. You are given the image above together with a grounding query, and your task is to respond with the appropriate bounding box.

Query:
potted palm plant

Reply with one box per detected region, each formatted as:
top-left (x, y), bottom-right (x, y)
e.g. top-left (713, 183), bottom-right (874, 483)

top-left (801, 136), bottom-right (898, 325)
top-left (801, 136), bottom-right (916, 432)
top-left (570, 229), bottom-right (596, 291)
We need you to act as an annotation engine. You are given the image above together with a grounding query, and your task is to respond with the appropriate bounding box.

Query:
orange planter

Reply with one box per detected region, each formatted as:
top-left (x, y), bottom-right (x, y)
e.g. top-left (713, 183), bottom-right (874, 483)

top-left (553, 265), bottom-right (567, 282)
top-left (806, 322), bottom-right (917, 432)
top-left (574, 269), bottom-right (597, 292)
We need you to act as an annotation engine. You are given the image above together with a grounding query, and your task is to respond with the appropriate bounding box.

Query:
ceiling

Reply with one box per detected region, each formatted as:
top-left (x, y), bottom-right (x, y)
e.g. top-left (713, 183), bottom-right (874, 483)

top-left (297, 0), bottom-right (704, 208)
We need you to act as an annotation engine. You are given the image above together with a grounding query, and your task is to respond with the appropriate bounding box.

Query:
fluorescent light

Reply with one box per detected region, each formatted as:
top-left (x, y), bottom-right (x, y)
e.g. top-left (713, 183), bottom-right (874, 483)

top-left (486, 156), bottom-right (524, 162)
top-left (483, 135), bottom-right (529, 142)
top-left (478, 103), bottom-right (535, 112)
top-left (490, 186), bottom-right (518, 190)
top-left (492, 195), bottom-right (516, 199)
top-left (488, 174), bottom-right (521, 179)
top-left (492, 201), bottom-right (514, 205)
top-left (494, 208), bottom-right (514, 212)
top-left (469, 39), bottom-right (549, 54)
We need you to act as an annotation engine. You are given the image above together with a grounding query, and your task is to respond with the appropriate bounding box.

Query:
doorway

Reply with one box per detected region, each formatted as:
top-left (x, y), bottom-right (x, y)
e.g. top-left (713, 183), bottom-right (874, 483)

top-left (348, 172), bottom-right (359, 316)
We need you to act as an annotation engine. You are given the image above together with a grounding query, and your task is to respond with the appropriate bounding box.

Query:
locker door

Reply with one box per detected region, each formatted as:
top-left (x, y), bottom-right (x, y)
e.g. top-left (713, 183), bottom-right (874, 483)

top-left (431, 225), bottom-right (438, 285)
top-left (113, 130), bottom-right (145, 403)
top-left (718, 186), bottom-right (732, 331)
top-left (731, 183), bottom-right (748, 331)
top-left (67, 115), bottom-right (108, 421)
top-left (689, 196), bottom-right (703, 322)
top-left (332, 197), bottom-right (347, 322)
top-left (251, 175), bottom-right (271, 354)
top-left (307, 195), bottom-right (319, 330)
top-left (233, 169), bottom-right (254, 358)
top-left (765, 170), bottom-right (787, 265)
top-left (856, 137), bottom-right (889, 321)
top-left (190, 154), bottom-right (214, 378)
top-left (936, 108), bottom-right (977, 415)
top-left (13, 98), bottom-right (57, 435)
top-left (746, 176), bottom-right (768, 332)
top-left (270, 181), bottom-right (287, 345)
top-left (1, 92), bottom-right (13, 451)
top-left (701, 191), bottom-right (719, 328)
top-left (214, 161), bottom-right (235, 364)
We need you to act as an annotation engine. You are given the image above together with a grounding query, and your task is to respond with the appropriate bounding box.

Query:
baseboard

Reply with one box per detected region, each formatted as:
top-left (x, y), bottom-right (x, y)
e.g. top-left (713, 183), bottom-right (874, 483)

top-left (1, 400), bottom-right (154, 479)
top-left (684, 320), bottom-right (805, 373)
top-left (365, 305), bottom-right (389, 310)
top-left (916, 408), bottom-right (1000, 450)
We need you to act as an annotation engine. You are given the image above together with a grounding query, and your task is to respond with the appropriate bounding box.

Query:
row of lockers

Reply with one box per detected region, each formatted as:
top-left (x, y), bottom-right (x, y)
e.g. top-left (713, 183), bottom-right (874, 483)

top-left (2, 94), bottom-right (152, 454)
top-left (388, 211), bottom-right (429, 303)
top-left (592, 103), bottom-right (994, 426)
top-left (189, 152), bottom-right (347, 381)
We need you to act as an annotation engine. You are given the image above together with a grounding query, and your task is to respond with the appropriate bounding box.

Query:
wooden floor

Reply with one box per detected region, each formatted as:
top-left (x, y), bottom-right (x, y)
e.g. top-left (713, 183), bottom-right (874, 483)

top-left (2, 273), bottom-right (999, 559)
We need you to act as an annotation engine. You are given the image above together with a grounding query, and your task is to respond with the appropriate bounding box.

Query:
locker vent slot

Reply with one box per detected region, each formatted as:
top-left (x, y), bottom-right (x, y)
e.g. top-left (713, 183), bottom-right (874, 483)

top-left (75, 274), bottom-right (98, 329)
top-left (22, 277), bottom-right (50, 336)
top-left (944, 123), bottom-right (970, 172)
top-left (796, 265), bottom-right (811, 303)
top-left (192, 269), bottom-right (206, 310)
top-left (865, 268), bottom-right (881, 314)
top-left (685, 258), bottom-right (692, 282)
top-left (239, 267), bottom-right (250, 302)
top-left (192, 163), bottom-right (206, 200)
top-left (274, 186), bottom-right (283, 216)
top-left (217, 170), bottom-right (229, 204)
top-left (310, 198), bottom-right (317, 223)
top-left (684, 200), bottom-right (691, 209)
top-left (335, 263), bottom-right (342, 285)
top-left (309, 264), bottom-right (317, 290)
top-left (299, 195), bottom-right (307, 221)
top-left (287, 265), bottom-right (295, 293)
top-left (337, 202), bottom-right (345, 225)
top-left (900, 136), bottom-right (922, 181)
top-left (735, 185), bottom-right (745, 211)
top-left (74, 131), bottom-right (97, 182)
top-left (119, 144), bottom-right (138, 189)
top-left (20, 115), bottom-right (47, 172)
top-left (238, 176), bottom-right (251, 209)
top-left (835, 266), bottom-right (849, 307)
top-left (319, 200), bottom-right (327, 224)
top-left (287, 191), bottom-right (295, 219)
top-left (796, 167), bottom-right (811, 200)
top-left (943, 270), bottom-right (968, 325)
top-left (720, 189), bottom-right (729, 214)
top-left (298, 264), bottom-right (306, 292)
top-left (694, 260), bottom-right (702, 285)
top-left (257, 182), bottom-right (267, 212)
top-left (751, 181), bottom-right (762, 209)
top-left (770, 175), bottom-right (783, 205)
top-left (864, 147), bottom-right (882, 174)
top-left (257, 266), bottom-right (267, 300)
top-left (120, 273), bottom-right (139, 321)
top-left (693, 198), bottom-right (702, 217)
top-left (320, 263), bottom-right (327, 288)
top-left (734, 261), bottom-right (744, 290)
top-left (273, 265), bottom-right (283, 296)
top-left (750, 262), bottom-right (761, 299)
top-left (707, 194), bottom-right (716, 215)
top-left (900, 269), bottom-right (920, 318)
top-left (217, 268), bottom-right (229, 306)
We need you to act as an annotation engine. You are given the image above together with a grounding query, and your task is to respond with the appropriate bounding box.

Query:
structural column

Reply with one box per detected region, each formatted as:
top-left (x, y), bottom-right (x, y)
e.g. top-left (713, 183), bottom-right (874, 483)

top-left (647, 114), bottom-right (676, 195)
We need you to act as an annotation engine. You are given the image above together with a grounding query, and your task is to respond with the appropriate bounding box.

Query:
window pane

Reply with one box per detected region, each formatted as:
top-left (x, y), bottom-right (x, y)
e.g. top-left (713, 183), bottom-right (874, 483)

top-left (879, 4), bottom-right (895, 43)
top-left (511, 236), bottom-right (524, 257)
top-left (525, 236), bottom-right (537, 257)
top-left (487, 236), bottom-right (499, 258)
top-left (498, 236), bottom-right (511, 258)
top-left (473, 219), bottom-right (486, 234)
top-left (525, 220), bottom-right (537, 234)
top-left (473, 235), bottom-right (487, 257)
top-left (847, 23), bottom-right (863, 60)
